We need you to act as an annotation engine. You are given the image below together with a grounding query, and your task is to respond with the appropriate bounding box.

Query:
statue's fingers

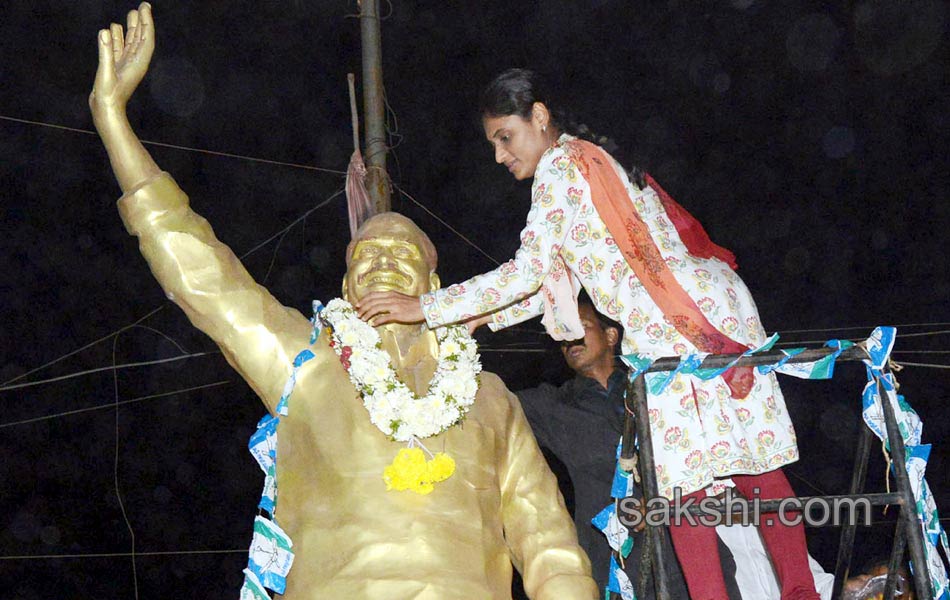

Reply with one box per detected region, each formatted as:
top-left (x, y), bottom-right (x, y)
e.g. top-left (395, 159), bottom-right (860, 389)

top-left (127, 9), bottom-right (142, 51)
top-left (138, 3), bottom-right (154, 54)
top-left (95, 29), bottom-right (117, 89)
top-left (109, 23), bottom-right (124, 63)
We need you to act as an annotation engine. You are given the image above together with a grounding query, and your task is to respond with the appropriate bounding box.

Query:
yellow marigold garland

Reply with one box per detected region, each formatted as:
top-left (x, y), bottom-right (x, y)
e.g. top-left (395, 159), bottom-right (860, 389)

top-left (383, 447), bottom-right (456, 495)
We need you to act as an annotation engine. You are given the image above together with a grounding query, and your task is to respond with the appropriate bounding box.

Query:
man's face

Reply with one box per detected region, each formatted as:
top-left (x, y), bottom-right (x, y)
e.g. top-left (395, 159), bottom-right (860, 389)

top-left (561, 304), bottom-right (616, 373)
top-left (345, 234), bottom-right (434, 302)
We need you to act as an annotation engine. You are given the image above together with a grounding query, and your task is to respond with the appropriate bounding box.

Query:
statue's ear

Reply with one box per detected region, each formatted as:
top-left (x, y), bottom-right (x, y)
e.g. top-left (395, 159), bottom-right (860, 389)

top-left (429, 271), bottom-right (441, 292)
top-left (341, 278), bottom-right (348, 301)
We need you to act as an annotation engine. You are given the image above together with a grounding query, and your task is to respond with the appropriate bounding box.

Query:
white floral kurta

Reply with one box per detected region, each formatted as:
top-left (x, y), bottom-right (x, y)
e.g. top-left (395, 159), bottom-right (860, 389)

top-left (422, 134), bottom-right (798, 498)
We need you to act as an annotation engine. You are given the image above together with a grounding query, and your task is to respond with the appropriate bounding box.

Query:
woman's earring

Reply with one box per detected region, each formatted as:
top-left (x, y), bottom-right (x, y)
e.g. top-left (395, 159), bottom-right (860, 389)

top-left (542, 125), bottom-right (547, 133)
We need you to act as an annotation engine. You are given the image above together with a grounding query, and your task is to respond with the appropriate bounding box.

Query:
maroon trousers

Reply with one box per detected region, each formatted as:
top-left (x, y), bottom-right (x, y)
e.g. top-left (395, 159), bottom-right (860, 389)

top-left (668, 469), bottom-right (821, 600)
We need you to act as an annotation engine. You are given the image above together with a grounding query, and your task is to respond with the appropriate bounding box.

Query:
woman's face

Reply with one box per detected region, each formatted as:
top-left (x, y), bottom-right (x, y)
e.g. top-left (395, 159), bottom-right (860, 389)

top-left (482, 104), bottom-right (554, 180)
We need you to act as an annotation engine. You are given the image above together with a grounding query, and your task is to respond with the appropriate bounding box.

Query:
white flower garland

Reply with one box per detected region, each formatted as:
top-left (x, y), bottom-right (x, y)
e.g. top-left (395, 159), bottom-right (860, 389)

top-left (320, 298), bottom-right (481, 442)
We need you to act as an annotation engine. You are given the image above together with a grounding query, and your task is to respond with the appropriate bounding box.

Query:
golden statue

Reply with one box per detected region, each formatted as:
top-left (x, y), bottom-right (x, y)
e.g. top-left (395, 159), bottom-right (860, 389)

top-left (89, 4), bottom-right (597, 598)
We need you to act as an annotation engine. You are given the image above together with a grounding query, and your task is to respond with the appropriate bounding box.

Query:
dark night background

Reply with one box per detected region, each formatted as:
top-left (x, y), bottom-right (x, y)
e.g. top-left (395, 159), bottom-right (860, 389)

top-left (1, 1), bottom-right (948, 598)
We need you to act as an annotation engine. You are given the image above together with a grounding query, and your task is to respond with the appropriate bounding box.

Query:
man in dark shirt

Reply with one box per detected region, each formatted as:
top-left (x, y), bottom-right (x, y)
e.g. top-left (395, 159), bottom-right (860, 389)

top-left (517, 294), bottom-right (740, 598)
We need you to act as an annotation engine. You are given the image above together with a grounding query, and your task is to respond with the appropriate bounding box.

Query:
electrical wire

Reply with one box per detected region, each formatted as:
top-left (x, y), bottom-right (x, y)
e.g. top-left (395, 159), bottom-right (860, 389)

top-left (0, 548), bottom-right (247, 560)
top-left (775, 329), bottom-right (950, 347)
top-left (394, 184), bottom-right (501, 266)
top-left (112, 335), bottom-right (139, 600)
top-left (778, 322), bottom-right (950, 334)
top-left (1, 306), bottom-right (164, 387)
top-left (892, 361), bottom-right (950, 370)
top-left (0, 380), bottom-right (232, 429)
top-left (2, 188), bottom-right (344, 392)
top-left (237, 190), bottom-right (344, 260)
top-left (0, 114), bottom-right (346, 175)
top-left (0, 352), bottom-right (220, 392)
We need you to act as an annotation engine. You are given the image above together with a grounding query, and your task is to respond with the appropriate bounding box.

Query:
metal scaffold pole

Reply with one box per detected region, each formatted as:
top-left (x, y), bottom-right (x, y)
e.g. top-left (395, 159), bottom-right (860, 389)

top-left (359, 0), bottom-right (391, 213)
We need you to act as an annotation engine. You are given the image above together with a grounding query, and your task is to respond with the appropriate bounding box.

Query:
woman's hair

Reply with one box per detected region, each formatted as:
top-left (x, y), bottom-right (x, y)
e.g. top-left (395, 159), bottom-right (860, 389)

top-left (479, 68), bottom-right (646, 188)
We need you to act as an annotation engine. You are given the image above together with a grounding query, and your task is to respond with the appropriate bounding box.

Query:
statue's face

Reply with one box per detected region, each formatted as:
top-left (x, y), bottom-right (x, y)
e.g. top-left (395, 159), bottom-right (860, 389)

top-left (344, 234), bottom-right (435, 302)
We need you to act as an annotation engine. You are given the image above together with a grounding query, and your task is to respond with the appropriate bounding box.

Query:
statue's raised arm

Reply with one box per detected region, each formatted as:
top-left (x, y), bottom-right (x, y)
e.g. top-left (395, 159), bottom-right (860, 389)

top-left (89, 2), bottom-right (160, 193)
top-left (88, 3), bottom-right (312, 412)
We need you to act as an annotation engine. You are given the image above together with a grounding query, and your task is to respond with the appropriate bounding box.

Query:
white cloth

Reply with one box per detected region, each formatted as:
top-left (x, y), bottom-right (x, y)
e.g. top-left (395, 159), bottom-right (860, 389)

top-left (717, 523), bottom-right (834, 600)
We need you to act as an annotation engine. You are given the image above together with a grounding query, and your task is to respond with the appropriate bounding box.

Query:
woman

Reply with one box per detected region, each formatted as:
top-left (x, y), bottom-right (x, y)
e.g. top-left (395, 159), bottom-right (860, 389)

top-left (357, 69), bottom-right (818, 600)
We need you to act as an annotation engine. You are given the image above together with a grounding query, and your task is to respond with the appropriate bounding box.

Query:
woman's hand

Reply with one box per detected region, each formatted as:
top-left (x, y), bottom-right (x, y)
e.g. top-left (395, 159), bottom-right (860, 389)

top-left (464, 314), bottom-right (493, 335)
top-left (356, 291), bottom-right (425, 326)
top-left (89, 3), bottom-right (155, 119)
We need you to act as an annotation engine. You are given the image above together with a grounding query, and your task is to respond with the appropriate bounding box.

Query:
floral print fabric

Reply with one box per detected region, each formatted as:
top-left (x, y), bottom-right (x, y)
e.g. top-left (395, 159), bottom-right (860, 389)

top-left (421, 134), bottom-right (798, 497)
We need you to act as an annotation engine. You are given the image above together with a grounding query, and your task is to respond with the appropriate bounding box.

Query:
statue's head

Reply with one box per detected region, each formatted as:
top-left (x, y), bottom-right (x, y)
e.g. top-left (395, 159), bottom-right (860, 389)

top-left (343, 212), bottom-right (440, 302)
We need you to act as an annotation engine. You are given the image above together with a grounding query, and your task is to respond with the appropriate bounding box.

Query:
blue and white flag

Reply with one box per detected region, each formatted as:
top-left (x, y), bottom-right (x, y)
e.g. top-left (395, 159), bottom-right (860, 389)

top-left (611, 440), bottom-right (635, 500)
top-left (247, 516), bottom-right (295, 594)
top-left (238, 568), bottom-right (270, 600)
top-left (607, 554), bottom-right (636, 600)
top-left (248, 414), bottom-right (280, 514)
top-left (309, 300), bottom-right (324, 344)
top-left (276, 348), bottom-right (316, 416)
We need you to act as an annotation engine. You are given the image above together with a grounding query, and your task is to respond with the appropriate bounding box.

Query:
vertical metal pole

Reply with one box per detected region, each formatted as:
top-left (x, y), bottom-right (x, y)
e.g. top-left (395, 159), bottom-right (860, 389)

top-left (877, 372), bottom-right (933, 600)
top-left (884, 519), bottom-right (907, 600)
top-left (359, 0), bottom-right (391, 213)
top-left (637, 533), bottom-right (654, 600)
top-left (832, 424), bottom-right (874, 599)
top-left (620, 384), bottom-right (653, 599)
top-left (630, 372), bottom-right (671, 600)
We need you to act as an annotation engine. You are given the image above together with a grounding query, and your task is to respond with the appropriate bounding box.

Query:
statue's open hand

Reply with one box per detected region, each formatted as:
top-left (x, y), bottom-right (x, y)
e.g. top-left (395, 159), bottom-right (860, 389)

top-left (356, 292), bottom-right (425, 326)
top-left (89, 2), bottom-right (154, 114)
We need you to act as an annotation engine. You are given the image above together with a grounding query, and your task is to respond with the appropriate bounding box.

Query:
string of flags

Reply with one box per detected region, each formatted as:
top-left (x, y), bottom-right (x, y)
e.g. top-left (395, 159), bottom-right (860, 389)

top-left (238, 301), bottom-right (323, 598)
top-left (861, 328), bottom-right (950, 600)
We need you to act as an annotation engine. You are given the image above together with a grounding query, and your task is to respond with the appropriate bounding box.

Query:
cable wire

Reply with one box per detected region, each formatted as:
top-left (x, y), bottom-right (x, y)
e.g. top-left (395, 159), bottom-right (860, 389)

top-left (778, 322), bottom-right (950, 334)
top-left (394, 184), bottom-right (501, 266)
top-left (112, 335), bottom-right (139, 600)
top-left (0, 548), bottom-right (247, 560)
top-left (2, 188), bottom-right (344, 390)
top-left (238, 189), bottom-right (344, 260)
top-left (0, 114), bottom-right (346, 175)
top-left (785, 468), bottom-right (829, 497)
top-left (1, 306), bottom-right (164, 387)
top-left (892, 361), bottom-right (950, 370)
top-left (0, 352), bottom-right (220, 392)
top-left (0, 380), bottom-right (232, 429)
top-left (775, 329), bottom-right (950, 347)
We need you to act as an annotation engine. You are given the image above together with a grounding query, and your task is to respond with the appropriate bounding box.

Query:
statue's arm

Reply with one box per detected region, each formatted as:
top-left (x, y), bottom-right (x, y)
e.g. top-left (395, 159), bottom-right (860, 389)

top-left (497, 382), bottom-right (599, 599)
top-left (92, 5), bottom-right (310, 412)
top-left (117, 176), bottom-right (310, 413)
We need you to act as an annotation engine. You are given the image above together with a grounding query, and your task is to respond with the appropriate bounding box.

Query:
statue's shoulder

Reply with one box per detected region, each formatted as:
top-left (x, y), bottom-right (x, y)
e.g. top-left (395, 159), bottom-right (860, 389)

top-left (296, 327), bottom-right (339, 371)
top-left (472, 370), bottom-right (519, 413)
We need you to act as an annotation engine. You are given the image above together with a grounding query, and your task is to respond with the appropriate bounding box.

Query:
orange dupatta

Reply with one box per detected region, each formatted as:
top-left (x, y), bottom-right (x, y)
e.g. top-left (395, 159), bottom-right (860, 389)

top-left (565, 139), bottom-right (753, 397)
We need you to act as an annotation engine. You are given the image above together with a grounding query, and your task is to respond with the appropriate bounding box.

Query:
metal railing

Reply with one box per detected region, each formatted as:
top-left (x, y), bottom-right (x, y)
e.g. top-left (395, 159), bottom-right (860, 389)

top-left (618, 344), bottom-right (932, 600)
